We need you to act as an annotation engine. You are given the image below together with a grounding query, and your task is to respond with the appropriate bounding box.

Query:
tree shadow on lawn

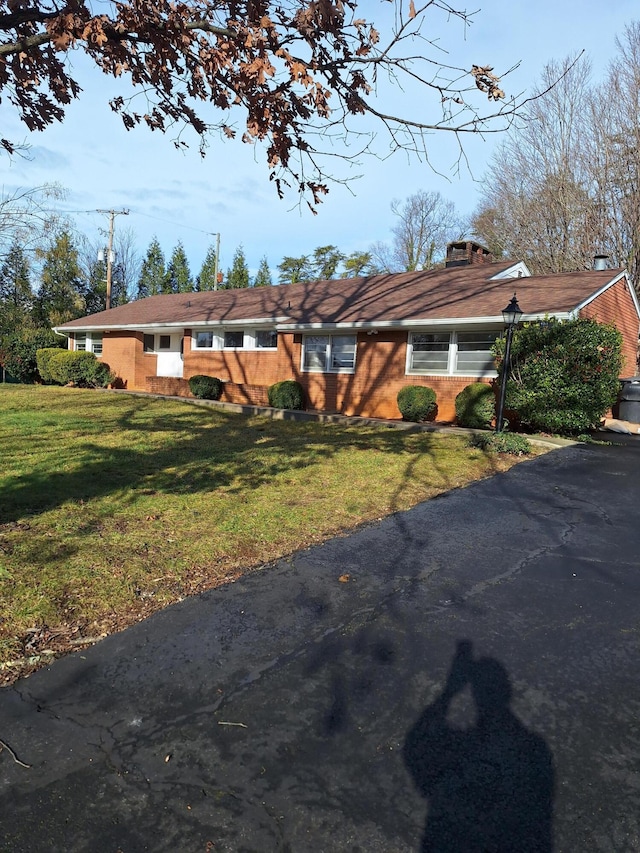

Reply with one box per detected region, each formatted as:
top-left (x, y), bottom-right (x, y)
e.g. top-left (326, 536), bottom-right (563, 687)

top-left (0, 407), bottom-right (474, 527)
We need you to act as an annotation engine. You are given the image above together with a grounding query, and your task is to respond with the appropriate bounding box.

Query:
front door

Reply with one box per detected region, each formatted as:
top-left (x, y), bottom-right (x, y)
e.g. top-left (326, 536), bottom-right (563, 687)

top-left (156, 335), bottom-right (184, 378)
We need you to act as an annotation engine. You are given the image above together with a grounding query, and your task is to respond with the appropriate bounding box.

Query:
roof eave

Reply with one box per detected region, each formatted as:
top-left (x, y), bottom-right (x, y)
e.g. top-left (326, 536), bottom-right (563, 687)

top-left (276, 312), bottom-right (571, 331)
top-left (573, 270), bottom-right (640, 320)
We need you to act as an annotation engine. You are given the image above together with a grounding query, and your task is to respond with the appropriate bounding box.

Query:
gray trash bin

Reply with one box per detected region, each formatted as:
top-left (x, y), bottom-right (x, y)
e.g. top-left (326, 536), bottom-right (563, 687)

top-left (618, 377), bottom-right (640, 422)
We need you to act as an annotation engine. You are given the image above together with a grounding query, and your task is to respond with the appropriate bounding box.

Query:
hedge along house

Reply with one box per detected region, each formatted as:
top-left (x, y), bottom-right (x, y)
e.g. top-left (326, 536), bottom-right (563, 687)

top-left (53, 243), bottom-right (640, 422)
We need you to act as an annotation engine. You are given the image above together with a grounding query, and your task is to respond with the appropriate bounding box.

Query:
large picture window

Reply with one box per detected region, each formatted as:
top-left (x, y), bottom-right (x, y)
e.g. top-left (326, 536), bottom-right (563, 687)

top-left (302, 334), bottom-right (357, 372)
top-left (408, 330), bottom-right (499, 375)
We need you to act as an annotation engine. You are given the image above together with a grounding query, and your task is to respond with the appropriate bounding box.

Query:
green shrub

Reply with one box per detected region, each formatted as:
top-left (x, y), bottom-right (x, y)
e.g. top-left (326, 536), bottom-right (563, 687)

top-left (37, 348), bottom-right (66, 384)
top-left (1, 329), bottom-right (64, 384)
top-left (48, 350), bottom-right (114, 388)
top-left (268, 380), bottom-right (305, 410)
top-left (455, 382), bottom-right (495, 429)
top-left (468, 432), bottom-right (532, 455)
top-left (188, 374), bottom-right (223, 400)
top-left (397, 385), bottom-right (437, 422)
top-left (493, 318), bottom-right (623, 435)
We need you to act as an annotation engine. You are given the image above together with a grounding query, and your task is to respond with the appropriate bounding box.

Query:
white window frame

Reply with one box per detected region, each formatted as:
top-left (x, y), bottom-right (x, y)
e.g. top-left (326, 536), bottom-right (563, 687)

top-left (74, 332), bottom-right (103, 355)
top-left (406, 330), bottom-right (499, 377)
top-left (192, 330), bottom-right (223, 350)
top-left (301, 334), bottom-right (357, 373)
top-left (223, 329), bottom-right (245, 349)
top-left (192, 327), bottom-right (278, 351)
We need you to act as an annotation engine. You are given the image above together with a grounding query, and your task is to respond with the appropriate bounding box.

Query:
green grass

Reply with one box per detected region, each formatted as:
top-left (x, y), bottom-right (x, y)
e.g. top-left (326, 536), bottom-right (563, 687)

top-left (0, 385), bottom-right (539, 681)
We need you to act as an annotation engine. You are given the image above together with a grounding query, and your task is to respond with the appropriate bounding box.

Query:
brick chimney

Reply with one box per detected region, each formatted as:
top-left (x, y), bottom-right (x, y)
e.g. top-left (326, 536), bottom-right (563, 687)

top-left (445, 241), bottom-right (493, 268)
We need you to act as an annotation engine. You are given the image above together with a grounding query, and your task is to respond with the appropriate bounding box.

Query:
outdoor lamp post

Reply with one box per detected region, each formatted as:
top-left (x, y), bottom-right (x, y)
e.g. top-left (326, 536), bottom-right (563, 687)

top-left (496, 293), bottom-right (523, 433)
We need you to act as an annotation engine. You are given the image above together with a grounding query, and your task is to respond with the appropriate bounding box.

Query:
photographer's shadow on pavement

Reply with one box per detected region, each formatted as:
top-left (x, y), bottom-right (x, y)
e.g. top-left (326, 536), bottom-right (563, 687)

top-left (404, 641), bottom-right (554, 852)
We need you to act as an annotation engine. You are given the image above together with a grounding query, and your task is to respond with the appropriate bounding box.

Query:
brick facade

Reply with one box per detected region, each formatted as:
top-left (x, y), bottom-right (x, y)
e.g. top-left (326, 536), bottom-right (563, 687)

top-left (578, 277), bottom-right (639, 376)
top-left (95, 277), bottom-right (639, 424)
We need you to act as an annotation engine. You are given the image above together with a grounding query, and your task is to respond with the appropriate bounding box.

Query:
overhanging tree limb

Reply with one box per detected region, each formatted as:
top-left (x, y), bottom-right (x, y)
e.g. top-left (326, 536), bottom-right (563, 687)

top-left (0, 0), bottom-right (550, 205)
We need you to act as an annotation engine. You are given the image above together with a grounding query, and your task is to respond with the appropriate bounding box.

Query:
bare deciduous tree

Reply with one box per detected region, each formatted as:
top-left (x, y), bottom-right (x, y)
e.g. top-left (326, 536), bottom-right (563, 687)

top-left (371, 190), bottom-right (462, 272)
top-left (472, 54), bottom-right (596, 275)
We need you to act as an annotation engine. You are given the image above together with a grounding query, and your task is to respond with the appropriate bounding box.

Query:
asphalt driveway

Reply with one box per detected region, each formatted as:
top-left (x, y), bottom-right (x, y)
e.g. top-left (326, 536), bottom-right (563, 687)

top-left (1, 440), bottom-right (640, 852)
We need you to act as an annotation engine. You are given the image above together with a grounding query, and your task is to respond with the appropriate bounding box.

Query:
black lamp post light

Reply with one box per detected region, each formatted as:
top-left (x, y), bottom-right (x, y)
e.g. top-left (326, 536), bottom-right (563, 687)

top-left (496, 293), bottom-right (523, 433)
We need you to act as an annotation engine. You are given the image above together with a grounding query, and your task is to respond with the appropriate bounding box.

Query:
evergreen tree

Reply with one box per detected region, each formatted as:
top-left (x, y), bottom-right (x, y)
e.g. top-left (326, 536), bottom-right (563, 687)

top-left (136, 237), bottom-right (166, 299)
top-left (83, 258), bottom-right (107, 315)
top-left (253, 255), bottom-right (272, 287)
top-left (198, 243), bottom-right (219, 291)
top-left (343, 251), bottom-right (377, 277)
top-left (0, 240), bottom-right (33, 341)
top-left (312, 245), bottom-right (344, 280)
top-left (166, 241), bottom-right (193, 293)
top-left (33, 229), bottom-right (84, 327)
top-left (224, 245), bottom-right (250, 289)
top-left (277, 255), bottom-right (312, 284)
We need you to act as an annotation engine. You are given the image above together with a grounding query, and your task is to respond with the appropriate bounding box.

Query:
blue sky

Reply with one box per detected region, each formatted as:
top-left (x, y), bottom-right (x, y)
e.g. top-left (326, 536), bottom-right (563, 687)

top-left (2, 0), bottom-right (639, 280)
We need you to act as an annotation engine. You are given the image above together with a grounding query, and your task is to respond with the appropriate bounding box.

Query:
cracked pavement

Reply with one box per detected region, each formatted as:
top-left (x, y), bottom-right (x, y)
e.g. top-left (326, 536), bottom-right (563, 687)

top-left (1, 441), bottom-right (640, 851)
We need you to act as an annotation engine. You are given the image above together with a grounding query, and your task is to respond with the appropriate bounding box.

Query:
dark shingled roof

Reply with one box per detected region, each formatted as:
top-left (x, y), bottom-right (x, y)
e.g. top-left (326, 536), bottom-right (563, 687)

top-left (55, 264), bottom-right (627, 331)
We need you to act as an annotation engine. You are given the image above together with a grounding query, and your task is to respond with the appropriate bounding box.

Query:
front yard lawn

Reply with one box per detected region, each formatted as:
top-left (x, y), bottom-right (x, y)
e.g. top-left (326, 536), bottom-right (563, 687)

top-left (0, 386), bottom-right (541, 683)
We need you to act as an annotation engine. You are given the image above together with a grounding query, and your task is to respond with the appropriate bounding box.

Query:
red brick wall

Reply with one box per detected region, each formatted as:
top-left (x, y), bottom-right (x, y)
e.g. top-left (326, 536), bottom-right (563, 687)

top-left (578, 276), bottom-right (640, 376)
top-left (279, 331), bottom-right (484, 422)
top-left (100, 331), bottom-right (157, 390)
top-left (183, 330), bottom-right (283, 388)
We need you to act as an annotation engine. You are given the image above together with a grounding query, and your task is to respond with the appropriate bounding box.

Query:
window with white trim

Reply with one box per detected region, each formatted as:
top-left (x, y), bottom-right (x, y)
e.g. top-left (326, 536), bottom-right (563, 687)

top-left (194, 330), bottom-right (215, 349)
top-left (256, 330), bottom-right (277, 348)
top-left (408, 330), bottom-right (499, 375)
top-left (409, 333), bottom-right (450, 372)
top-left (455, 331), bottom-right (498, 373)
top-left (302, 334), bottom-right (357, 372)
top-left (91, 334), bottom-right (103, 355)
top-left (143, 334), bottom-right (155, 353)
top-left (74, 333), bottom-right (103, 354)
top-left (224, 330), bottom-right (244, 348)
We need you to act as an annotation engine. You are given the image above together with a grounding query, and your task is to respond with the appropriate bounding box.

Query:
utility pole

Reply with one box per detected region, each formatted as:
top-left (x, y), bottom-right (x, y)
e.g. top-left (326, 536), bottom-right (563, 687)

top-left (97, 208), bottom-right (129, 309)
top-left (213, 232), bottom-right (221, 290)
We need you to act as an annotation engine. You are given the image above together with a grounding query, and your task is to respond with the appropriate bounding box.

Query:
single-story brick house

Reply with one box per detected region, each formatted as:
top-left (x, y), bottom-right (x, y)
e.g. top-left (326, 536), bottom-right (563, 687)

top-left (54, 243), bottom-right (640, 422)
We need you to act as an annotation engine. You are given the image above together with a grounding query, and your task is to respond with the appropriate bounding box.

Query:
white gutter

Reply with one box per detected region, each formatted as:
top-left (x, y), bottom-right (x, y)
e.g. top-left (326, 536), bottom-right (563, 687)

top-left (275, 313), bottom-right (569, 332)
top-left (53, 316), bottom-right (291, 333)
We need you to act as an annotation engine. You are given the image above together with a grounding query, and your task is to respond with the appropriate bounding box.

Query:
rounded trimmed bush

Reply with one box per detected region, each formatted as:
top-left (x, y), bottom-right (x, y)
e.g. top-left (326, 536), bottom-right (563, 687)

top-left (188, 374), bottom-right (223, 400)
top-left (47, 350), bottom-right (114, 387)
top-left (36, 347), bottom-right (66, 384)
top-left (455, 382), bottom-right (495, 429)
top-left (268, 380), bottom-right (305, 410)
top-left (397, 385), bottom-right (437, 422)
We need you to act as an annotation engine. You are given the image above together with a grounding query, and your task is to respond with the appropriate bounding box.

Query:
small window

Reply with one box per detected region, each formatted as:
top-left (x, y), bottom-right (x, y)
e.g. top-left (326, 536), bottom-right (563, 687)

top-left (224, 330), bottom-right (244, 348)
top-left (75, 333), bottom-right (87, 352)
top-left (195, 331), bottom-right (214, 349)
top-left (91, 334), bottom-right (103, 355)
top-left (143, 334), bottom-right (155, 353)
top-left (159, 335), bottom-right (171, 350)
top-left (256, 330), bottom-right (277, 349)
top-left (410, 333), bottom-right (450, 372)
